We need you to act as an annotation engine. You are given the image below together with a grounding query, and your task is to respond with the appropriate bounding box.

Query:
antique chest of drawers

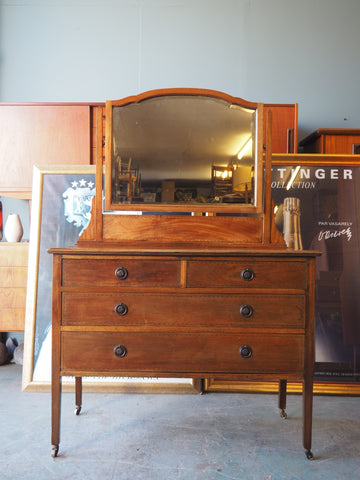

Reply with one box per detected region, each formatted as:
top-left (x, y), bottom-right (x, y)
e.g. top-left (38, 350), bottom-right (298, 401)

top-left (50, 247), bottom-right (317, 459)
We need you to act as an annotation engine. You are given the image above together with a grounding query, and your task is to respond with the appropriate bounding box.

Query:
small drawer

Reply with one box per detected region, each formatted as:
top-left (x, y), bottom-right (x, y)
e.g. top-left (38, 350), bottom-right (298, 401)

top-left (61, 331), bottom-right (304, 376)
top-left (61, 293), bottom-right (305, 328)
top-left (186, 259), bottom-right (307, 289)
top-left (61, 257), bottom-right (181, 287)
top-left (180, 293), bottom-right (305, 328)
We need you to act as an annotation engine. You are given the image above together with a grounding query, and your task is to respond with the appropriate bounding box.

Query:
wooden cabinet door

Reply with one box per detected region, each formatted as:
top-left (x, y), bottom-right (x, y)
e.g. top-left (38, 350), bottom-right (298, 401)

top-left (299, 128), bottom-right (360, 154)
top-left (0, 104), bottom-right (91, 198)
top-left (264, 104), bottom-right (298, 153)
top-left (0, 243), bottom-right (28, 331)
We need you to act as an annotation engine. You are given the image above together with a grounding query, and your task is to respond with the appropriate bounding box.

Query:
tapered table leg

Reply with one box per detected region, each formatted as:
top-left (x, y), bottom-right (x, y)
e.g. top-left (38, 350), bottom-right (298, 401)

top-left (303, 377), bottom-right (314, 459)
top-left (51, 371), bottom-right (61, 457)
top-left (75, 377), bottom-right (82, 415)
top-left (278, 379), bottom-right (287, 419)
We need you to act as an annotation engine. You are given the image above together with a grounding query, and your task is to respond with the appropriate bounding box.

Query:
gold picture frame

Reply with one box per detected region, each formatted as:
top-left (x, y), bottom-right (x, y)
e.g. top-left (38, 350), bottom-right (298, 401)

top-left (24, 158), bottom-right (360, 396)
top-left (22, 165), bottom-right (201, 393)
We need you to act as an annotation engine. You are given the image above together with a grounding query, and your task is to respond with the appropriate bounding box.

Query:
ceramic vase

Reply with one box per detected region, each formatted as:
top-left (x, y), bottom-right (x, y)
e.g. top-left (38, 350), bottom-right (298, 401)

top-left (4, 213), bottom-right (23, 242)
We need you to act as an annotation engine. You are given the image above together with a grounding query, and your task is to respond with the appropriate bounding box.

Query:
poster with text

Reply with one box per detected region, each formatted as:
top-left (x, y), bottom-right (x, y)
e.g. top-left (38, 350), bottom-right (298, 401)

top-left (272, 164), bottom-right (360, 383)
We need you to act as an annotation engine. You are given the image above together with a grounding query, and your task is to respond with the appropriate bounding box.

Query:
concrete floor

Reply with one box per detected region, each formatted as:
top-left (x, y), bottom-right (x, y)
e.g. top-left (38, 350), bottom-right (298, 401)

top-left (0, 363), bottom-right (359, 480)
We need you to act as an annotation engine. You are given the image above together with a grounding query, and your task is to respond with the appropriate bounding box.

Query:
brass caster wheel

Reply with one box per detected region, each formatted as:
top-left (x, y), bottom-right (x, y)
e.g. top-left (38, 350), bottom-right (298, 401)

top-left (51, 445), bottom-right (59, 458)
top-left (279, 408), bottom-right (287, 419)
top-left (305, 449), bottom-right (314, 460)
top-left (74, 405), bottom-right (82, 415)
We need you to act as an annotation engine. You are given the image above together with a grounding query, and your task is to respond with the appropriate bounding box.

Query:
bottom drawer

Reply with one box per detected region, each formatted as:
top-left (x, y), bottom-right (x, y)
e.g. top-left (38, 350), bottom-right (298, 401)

top-left (61, 331), bottom-right (304, 376)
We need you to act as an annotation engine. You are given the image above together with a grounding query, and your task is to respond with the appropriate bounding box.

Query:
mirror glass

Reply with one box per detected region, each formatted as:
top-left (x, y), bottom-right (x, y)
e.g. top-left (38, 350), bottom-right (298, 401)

top-left (109, 93), bottom-right (259, 210)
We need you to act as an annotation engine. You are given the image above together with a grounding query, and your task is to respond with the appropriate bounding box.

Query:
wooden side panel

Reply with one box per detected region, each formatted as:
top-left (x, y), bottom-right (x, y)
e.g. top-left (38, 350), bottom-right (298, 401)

top-left (90, 106), bottom-right (98, 165)
top-left (90, 105), bottom-right (106, 165)
top-left (301, 136), bottom-right (324, 153)
top-left (324, 134), bottom-right (360, 153)
top-left (0, 105), bottom-right (91, 197)
top-left (0, 244), bottom-right (28, 265)
top-left (0, 266), bottom-right (27, 287)
top-left (300, 129), bottom-right (360, 154)
top-left (0, 243), bottom-right (29, 331)
top-left (103, 215), bottom-right (263, 246)
top-left (263, 104), bottom-right (298, 153)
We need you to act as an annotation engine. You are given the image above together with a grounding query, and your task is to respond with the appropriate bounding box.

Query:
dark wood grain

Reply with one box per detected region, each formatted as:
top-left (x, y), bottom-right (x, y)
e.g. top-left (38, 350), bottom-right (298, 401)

top-left (61, 330), bottom-right (304, 375)
top-left (61, 291), bottom-right (305, 328)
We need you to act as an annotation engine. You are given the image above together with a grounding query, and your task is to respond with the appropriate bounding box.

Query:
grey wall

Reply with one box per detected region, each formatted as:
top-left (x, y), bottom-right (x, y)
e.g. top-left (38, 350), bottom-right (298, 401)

top-left (1, 0), bottom-right (360, 140)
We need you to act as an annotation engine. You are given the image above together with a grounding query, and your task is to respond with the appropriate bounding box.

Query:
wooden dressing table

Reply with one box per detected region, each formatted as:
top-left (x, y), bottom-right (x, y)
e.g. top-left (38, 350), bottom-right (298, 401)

top-left (50, 89), bottom-right (319, 459)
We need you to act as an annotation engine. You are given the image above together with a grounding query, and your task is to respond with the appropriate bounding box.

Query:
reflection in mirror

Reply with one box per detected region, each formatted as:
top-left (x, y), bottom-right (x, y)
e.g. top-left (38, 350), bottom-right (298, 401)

top-left (110, 93), bottom-right (258, 207)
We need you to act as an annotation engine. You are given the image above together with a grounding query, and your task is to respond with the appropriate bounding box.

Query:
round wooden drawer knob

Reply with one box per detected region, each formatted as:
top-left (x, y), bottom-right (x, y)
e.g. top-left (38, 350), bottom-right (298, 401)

top-left (113, 345), bottom-right (127, 358)
top-left (239, 345), bottom-right (252, 359)
top-left (114, 302), bottom-right (128, 316)
top-left (241, 268), bottom-right (254, 281)
top-left (115, 266), bottom-right (128, 280)
top-left (240, 304), bottom-right (253, 318)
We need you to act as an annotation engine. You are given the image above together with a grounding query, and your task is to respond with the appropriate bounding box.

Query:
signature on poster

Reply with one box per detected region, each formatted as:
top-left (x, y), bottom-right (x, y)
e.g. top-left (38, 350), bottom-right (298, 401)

top-left (318, 224), bottom-right (352, 242)
top-left (318, 222), bottom-right (352, 242)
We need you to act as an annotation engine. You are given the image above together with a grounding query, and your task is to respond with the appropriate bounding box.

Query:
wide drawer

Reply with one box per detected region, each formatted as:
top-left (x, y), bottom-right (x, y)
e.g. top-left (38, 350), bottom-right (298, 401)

top-left (186, 259), bottom-right (307, 289)
top-left (61, 331), bottom-right (304, 375)
top-left (62, 292), bottom-right (305, 328)
top-left (61, 257), bottom-right (181, 287)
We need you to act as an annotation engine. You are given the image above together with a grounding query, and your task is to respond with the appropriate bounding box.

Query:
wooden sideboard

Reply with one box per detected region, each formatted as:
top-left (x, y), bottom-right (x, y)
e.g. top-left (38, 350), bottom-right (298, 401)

top-left (0, 243), bottom-right (28, 332)
top-left (299, 128), bottom-right (360, 154)
top-left (50, 246), bottom-right (318, 459)
top-left (0, 103), bottom-right (103, 198)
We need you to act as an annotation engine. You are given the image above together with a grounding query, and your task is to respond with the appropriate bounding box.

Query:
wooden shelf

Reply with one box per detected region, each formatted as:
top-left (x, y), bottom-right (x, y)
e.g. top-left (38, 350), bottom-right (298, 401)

top-left (0, 242), bottom-right (29, 332)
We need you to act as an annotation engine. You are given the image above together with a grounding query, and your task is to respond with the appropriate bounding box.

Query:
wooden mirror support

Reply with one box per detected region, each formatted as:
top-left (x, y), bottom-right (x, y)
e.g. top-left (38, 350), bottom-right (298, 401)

top-left (79, 88), bottom-right (284, 248)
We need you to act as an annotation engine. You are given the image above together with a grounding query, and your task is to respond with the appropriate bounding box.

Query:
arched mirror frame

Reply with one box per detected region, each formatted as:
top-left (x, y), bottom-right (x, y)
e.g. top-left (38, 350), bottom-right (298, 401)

top-left (79, 89), bottom-right (283, 248)
top-left (104, 88), bottom-right (264, 215)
